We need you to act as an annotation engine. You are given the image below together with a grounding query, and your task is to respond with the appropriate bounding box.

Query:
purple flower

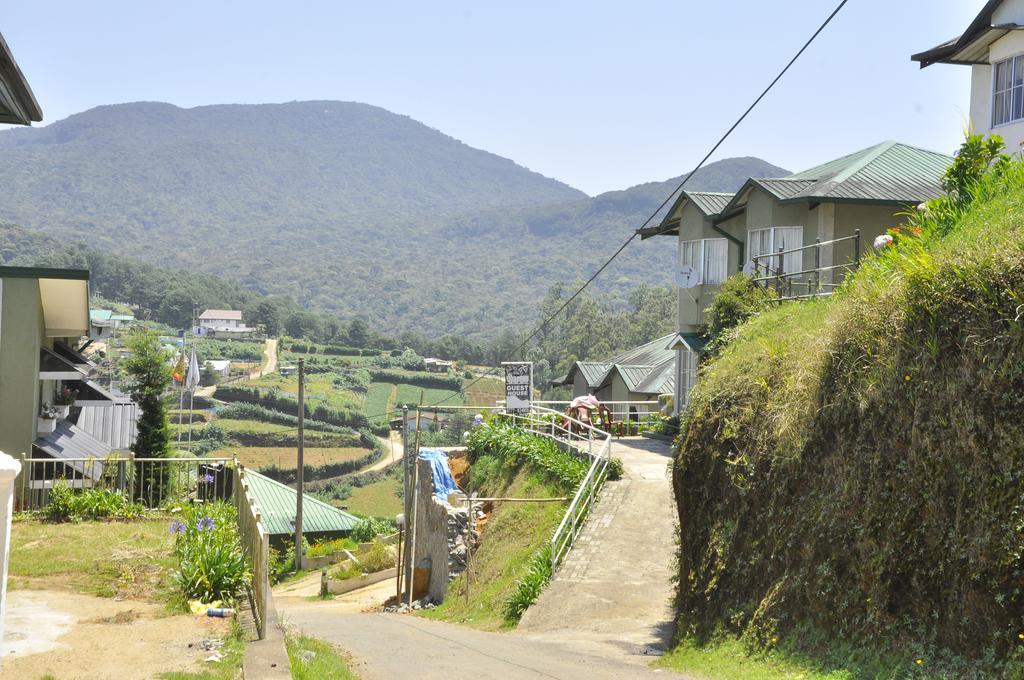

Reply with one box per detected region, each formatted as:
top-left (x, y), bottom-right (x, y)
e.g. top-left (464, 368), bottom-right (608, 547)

top-left (200, 473), bottom-right (215, 484)
top-left (197, 517), bottom-right (215, 532)
top-left (169, 520), bottom-right (186, 535)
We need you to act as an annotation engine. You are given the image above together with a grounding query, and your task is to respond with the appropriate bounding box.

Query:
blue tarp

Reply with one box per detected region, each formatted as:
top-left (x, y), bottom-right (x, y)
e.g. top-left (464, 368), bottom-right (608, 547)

top-left (419, 448), bottom-right (459, 502)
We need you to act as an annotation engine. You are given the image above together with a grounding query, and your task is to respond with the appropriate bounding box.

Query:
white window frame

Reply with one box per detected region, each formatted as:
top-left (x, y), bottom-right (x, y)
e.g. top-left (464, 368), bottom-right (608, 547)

top-left (679, 237), bottom-right (728, 286)
top-left (747, 226), bottom-right (803, 277)
top-left (992, 54), bottom-right (1024, 128)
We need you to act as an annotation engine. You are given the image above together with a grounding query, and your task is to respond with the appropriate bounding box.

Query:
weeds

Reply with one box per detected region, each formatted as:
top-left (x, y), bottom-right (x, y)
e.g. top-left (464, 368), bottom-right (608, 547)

top-left (502, 544), bottom-right (552, 624)
top-left (43, 484), bottom-right (144, 522)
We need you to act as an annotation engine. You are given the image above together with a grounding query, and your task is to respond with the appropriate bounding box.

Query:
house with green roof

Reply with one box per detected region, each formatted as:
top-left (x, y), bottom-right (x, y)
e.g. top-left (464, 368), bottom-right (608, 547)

top-left (241, 468), bottom-right (360, 548)
top-left (553, 333), bottom-right (697, 418)
top-left (639, 141), bottom-right (952, 409)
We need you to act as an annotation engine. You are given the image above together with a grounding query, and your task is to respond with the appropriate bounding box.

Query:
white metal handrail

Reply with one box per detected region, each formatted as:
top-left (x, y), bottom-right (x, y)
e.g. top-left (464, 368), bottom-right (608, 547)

top-left (504, 405), bottom-right (613, 570)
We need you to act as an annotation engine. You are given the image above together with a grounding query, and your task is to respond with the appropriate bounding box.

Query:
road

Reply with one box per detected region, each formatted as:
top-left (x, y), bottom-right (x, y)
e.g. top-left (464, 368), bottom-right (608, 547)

top-left (279, 609), bottom-right (671, 680)
top-left (251, 337), bottom-right (277, 379)
top-left (277, 437), bottom-right (684, 679)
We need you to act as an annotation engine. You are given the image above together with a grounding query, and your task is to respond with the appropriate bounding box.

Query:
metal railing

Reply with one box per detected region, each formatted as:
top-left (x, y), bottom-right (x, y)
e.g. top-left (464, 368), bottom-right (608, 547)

top-left (15, 455), bottom-right (232, 511)
top-left (498, 400), bottom-right (660, 436)
top-left (505, 405), bottom-right (613, 570)
top-left (752, 230), bottom-right (861, 301)
top-left (234, 466), bottom-right (270, 640)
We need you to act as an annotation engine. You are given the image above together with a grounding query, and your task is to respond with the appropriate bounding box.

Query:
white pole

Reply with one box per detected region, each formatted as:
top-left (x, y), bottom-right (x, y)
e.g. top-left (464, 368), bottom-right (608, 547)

top-left (0, 453), bottom-right (22, 667)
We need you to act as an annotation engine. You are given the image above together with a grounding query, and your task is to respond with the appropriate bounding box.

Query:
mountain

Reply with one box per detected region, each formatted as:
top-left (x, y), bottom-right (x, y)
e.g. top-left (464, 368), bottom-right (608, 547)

top-left (0, 101), bottom-right (786, 337)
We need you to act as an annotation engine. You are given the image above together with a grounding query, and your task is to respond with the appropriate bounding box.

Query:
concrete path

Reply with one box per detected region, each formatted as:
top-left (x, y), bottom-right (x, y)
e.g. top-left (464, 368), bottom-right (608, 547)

top-left (280, 609), bottom-right (669, 679)
top-left (518, 437), bottom-right (677, 662)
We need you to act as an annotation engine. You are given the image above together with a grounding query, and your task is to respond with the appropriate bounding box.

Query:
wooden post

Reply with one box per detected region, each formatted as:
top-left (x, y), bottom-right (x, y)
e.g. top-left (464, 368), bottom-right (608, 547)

top-left (853, 229), bottom-right (862, 266)
top-left (400, 405), bottom-right (410, 600)
top-left (776, 246), bottom-right (785, 296)
top-left (295, 358), bottom-right (305, 570)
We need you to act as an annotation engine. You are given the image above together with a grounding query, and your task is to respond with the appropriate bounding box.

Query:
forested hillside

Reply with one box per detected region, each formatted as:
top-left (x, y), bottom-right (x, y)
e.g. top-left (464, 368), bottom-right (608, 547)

top-left (0, 101), bottom-right (786, 337)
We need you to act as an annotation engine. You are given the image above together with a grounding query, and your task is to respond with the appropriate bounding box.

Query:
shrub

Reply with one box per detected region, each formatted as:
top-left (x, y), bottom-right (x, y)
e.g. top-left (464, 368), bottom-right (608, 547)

top-left (701, 273), bottom-right (776, 352)
top-left (306, 537), bottom-right (356, 558)
top-left (217, 402), bottom-right (352, 433)
top-left (367, 369), bottom-right (461, 391)
top-left (503, 545), bottom-right (552, 623)
top-left (360, 540), bottom-right (395, 573)
top-left (350, 517), bottom-right (394, 543)
top-left (606, 457), bottom-right (624, 481)
top-left (466, 423), bottom-right (589, 493)
top-left (171, 502), bottom-right (249, 603)
top-left (43, 484), bottom-right (144, 522)
top-left (215, 386), bottom-right (369, 429)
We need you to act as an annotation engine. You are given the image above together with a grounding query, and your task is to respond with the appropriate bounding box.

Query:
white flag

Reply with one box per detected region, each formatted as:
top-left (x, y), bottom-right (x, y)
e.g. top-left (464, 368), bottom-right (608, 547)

top-left (185, 346), bottom-right (201, 391)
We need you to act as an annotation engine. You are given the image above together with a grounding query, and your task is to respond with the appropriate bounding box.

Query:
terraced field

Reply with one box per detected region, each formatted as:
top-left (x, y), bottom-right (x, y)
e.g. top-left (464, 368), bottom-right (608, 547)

top-left (218, 446), bottom-right (373, 469)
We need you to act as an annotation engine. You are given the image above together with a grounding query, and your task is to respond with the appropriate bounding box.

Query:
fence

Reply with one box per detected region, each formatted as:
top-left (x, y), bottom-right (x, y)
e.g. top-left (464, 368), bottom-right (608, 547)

top-left (529, 400), bottom-right (660, 435)
top-left (752, 230), bottom-right (862, 302)
top-left (506, 405), bottom-right (613, 570)
top-left (233, 466), bottom-right (270, 640)
top-left (15, 455), bottom-right (232, 511)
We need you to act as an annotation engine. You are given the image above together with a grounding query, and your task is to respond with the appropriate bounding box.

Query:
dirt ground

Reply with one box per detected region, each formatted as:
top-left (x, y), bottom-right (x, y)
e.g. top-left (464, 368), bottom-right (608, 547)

top-left (2, 590), bottom-right (231, 680)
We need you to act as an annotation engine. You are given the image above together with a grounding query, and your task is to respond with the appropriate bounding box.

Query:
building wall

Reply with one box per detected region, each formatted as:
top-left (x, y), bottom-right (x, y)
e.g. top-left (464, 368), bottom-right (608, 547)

top-left (0, 278), bottom-right (43, 461)
top-left (676, 204), bottom-right (744, 332)
top-left (412, 455), bottom-right (455, 602)
top-left (970, 24), bottom-right (1024, 152)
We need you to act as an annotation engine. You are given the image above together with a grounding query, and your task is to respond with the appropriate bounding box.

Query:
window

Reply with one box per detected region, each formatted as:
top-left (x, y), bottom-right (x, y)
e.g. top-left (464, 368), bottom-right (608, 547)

top-left (748, 226), bottom-right (803, 277)
top-left (679, 349), bottom-right (698, 405)
top-left (993, 55), bottom-right (1024, 127)
top-left (679, 238), bottom-right (728, 285)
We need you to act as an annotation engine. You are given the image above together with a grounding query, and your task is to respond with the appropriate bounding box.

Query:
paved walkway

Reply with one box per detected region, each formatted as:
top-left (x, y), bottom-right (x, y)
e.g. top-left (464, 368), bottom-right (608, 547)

top-left (517, 437), bottom-right (677, 662)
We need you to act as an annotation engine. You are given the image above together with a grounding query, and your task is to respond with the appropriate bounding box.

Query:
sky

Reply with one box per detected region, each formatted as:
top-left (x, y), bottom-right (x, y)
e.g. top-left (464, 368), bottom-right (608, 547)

top-left (5, 0), bottom-right (980, 196)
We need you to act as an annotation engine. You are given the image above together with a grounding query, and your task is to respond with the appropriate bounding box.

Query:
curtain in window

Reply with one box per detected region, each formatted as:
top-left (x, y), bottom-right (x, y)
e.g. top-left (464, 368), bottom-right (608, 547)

top-left (748, 229), bottom-right (773, 276)
top-left (702, 238), bottom-right (728, 284)
top-left (776, 226), bottom-right (804, 275)
top-left (679, 240), bottom-right (702, 284)
top-left (679, 349), bottom-right (697, 405)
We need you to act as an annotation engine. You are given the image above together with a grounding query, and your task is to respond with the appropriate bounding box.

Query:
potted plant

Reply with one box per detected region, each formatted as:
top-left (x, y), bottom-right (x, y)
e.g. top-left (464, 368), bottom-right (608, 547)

top-left (38, 403), bottom-right (59, 434)
top-left (53, 386), bottom-right (78, 418)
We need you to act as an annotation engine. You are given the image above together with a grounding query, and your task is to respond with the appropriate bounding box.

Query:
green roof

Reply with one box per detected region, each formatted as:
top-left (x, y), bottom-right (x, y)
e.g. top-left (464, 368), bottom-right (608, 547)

top-left (241, 469), bottom-right (360, 537)
top-left (722, 142), bottom-right (952, 216)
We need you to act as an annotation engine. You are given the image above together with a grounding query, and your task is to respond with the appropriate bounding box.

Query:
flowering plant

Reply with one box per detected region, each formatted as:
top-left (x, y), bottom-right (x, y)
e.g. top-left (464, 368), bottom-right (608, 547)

top-left (170, 502), bottom-right (248, 603)
top-left (54, 386), bottom-right (78, 406)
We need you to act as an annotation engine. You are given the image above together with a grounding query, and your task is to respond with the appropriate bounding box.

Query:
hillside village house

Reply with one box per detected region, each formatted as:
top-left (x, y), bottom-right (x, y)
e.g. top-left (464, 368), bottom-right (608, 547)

top-left (88, 308), bottom-right (135, 339)
top-left (195, 308), bottom-right (257, 340)
top-left (640, 141), bottom-right (953, 410)
top-left (0, 267), bottom-right (139, 500)
top-left (553, 334), bottom-right (680, 420)
top-left (913, 0), bottom-right (1024, 152)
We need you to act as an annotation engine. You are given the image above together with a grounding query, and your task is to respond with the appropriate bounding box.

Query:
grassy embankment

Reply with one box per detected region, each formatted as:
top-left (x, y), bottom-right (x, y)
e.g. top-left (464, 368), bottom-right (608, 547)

top-left (669, 157), bottom-right (1024, 678)
top-left (421, 423), bottom-right (586, 630)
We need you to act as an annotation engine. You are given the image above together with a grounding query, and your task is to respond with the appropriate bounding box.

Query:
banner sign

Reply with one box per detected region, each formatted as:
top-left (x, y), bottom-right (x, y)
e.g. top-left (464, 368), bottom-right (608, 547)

top-left (502, 362), bottom-right (533, 415)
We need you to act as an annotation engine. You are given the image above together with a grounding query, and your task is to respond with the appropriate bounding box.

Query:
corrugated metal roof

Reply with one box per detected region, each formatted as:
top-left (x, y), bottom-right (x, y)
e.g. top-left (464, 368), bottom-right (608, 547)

top-left (578, 362), bottom-right (613, 387)
top-left (242, 468), bottom-right (360, 537)
top-left (633, 359), bottom-right (676, 395)
top-left (33, 421), bottom-right (108, 479)
top-left (608, 334), bottom-right (677, 367)
top-left (199, 309), bottom-right (242, 321)
top-left (687, 192), bottom-right (734, 216)
top-left (719, 142), bottom-right (951, 219)
top-left (612, 365), bottom-right (656, 392)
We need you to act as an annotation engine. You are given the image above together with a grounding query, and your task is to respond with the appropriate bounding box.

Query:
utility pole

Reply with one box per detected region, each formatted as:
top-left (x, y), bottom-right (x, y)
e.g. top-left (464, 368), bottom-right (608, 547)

top-left (401, 405), bottom-right (410, 600)
top-left (406, 395), bottom-right (424, 608)
top-left (295, 357), bottom-right (305, 571)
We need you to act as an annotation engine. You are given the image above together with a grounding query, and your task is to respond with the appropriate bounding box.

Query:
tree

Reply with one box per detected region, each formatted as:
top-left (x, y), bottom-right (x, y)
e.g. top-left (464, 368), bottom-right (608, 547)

top-left (251, 299), bottom-right (285, 336)
top-left (123, 328), bottom-right (173, 503)
top-left (348, 317), bottom-right (370, 347)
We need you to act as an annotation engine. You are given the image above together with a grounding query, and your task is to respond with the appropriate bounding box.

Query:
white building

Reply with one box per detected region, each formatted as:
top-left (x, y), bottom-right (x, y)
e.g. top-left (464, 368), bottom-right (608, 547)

top-left (914, 0), bottom-right (1024, 152)
top-left (195, 309), bottom-right (257, 339)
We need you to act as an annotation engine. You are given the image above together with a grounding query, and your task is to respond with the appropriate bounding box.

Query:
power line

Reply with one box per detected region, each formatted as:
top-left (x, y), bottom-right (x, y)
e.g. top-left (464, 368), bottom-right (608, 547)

top-left (423, 0), bottom-right (851, 410)
top-left (190, 0), bottom-right (851, 430)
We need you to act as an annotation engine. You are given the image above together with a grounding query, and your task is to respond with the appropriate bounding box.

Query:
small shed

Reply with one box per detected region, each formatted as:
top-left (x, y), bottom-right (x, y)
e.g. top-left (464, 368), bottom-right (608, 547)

top-left (204, 359), bottom-right (232, 379)
top-left (242, 469), bottom-right (360, 548)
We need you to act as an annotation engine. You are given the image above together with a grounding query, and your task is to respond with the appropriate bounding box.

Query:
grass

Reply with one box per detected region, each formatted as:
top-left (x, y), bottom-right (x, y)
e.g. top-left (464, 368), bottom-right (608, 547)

top-left (286, 633), bottom-right (358, 680)
top-left (339, 476), bottom-right (403, 518)
top-left (9, 517), bottom-right (178, 605)
top-left (393, 384), bottom-right (459, 408)
top-left (420, 468), bottom-right (565, 630)
top-left (158, 622), bottom-right (246, 679)
top-left (364, 382), bottom-right (396, 423)
top-left (657, 638), bottom-right (858, 680)
top-left (215, 446), bottom-right (373, 469)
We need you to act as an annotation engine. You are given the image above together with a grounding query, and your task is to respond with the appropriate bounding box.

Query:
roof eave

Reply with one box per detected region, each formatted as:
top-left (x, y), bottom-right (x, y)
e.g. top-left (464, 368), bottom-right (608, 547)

top-left (0, 32), bottom-right (41, 124)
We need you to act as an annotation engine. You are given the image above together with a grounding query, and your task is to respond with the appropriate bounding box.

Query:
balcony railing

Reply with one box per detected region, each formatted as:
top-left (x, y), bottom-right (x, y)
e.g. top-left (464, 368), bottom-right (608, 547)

top-left (752, 230), bottom-right (861, 302)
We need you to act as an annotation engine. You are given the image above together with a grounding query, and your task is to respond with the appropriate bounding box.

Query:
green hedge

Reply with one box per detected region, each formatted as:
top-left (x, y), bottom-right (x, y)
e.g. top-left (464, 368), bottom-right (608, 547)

top-left (216, 402), bottom-right (352, 434)
top-left (258, 428), bottom-right (384, 484)
top-left (466, 423), bottom-right (588, 493)
top-left (368, 369), bottom-right (461, 391)
top-left (215, 385), bottom-right (368, 429)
